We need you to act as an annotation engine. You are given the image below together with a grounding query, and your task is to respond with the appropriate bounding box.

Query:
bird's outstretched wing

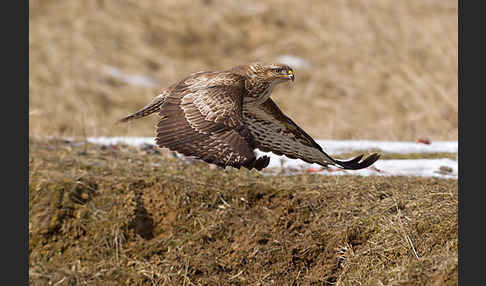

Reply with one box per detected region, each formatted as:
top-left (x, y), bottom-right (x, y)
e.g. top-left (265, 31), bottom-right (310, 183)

top-left (155, 72), bottom-right (269, 170)
top-left (243, 99), bottom-right (380, 170)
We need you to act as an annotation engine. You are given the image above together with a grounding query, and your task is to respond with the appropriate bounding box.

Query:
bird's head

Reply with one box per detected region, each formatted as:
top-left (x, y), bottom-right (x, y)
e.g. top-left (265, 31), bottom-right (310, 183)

top-left (247, 62), bottom-right (295, 84)
top-left (228, 62), bottom-right (295, 102)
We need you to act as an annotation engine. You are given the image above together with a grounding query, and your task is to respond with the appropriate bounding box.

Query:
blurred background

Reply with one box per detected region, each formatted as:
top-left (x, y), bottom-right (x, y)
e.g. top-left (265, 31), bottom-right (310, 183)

top-left (29, 0), bottom-right (457, 141)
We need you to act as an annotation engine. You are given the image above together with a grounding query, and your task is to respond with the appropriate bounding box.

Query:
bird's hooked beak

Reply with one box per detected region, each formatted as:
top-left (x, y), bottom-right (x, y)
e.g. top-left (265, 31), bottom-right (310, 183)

top-left (288, 70), bottom-right (295, 81)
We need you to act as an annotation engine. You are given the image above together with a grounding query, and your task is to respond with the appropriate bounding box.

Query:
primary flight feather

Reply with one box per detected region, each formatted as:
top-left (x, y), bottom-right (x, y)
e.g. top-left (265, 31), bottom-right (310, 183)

top-left (119, 62), bottom-right (380, 171)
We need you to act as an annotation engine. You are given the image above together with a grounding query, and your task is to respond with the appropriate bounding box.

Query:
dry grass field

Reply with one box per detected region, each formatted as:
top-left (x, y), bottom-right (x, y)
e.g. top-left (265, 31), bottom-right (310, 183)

top-left (29, 0), bottom-right (457, 141)
top-left (29, 139), bottom-right (458, 285)
top-left (29, 1), bottom-right (458, 285)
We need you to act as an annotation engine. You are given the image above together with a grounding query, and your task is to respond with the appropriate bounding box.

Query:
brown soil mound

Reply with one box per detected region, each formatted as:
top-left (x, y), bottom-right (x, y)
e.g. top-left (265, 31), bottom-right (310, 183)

top-left (29, 138), bottom-right (457, 285)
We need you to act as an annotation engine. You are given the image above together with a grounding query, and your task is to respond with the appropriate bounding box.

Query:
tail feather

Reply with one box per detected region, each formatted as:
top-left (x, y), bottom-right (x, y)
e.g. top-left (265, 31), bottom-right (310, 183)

top-left (118, 94), bottom-right (166, 123)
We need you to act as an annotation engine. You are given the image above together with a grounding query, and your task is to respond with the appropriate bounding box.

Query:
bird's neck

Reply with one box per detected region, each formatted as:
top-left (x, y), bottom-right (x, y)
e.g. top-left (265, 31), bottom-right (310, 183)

top-left (244, 78), bottom-right (274, 106)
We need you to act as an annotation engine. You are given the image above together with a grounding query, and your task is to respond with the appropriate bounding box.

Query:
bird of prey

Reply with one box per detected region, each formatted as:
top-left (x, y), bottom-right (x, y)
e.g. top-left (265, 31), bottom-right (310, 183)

top-left (119, 62), bottom-right (380, 171)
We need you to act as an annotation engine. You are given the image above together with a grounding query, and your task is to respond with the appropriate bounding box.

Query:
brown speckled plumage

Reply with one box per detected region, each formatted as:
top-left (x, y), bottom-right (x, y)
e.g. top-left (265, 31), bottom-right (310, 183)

top-left (119, 62), bottom-right (380, 170)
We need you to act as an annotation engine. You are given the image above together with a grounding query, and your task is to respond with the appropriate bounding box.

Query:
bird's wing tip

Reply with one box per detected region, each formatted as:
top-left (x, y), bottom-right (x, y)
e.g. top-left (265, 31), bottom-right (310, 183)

top-left (334, 152), bottom-right (381, 170)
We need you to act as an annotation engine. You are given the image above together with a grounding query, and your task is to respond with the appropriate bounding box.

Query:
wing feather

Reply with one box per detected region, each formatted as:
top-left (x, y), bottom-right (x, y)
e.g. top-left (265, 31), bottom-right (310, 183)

top-left (155, 72), bottom-right (265, 170)
top-left (243, 99), bottom-right (380, 170)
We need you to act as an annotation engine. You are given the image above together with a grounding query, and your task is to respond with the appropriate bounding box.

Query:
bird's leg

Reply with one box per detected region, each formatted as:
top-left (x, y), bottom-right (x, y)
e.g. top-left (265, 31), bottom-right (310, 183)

top-left (242, 155), bottom-right (270, 171)
top-left (253, 156), bottom-right (270, 170)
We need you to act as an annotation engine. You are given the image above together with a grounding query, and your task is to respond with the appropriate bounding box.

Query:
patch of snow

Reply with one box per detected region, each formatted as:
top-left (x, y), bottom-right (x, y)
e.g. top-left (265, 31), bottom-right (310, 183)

top-left (87, 136), bottom-right (155, 146)
top-left (314, 140), bottom-right (457, 154)
top-left (262, 156), bottom-right (457, 179)
top-left (104, 66), bottom-right (160, 88)
top-left (85, 137), bottom-right (458, 179)
top-left (276, 55), bottom-right (312, 69)
top-left (87, 137), bottom-right (457, 154)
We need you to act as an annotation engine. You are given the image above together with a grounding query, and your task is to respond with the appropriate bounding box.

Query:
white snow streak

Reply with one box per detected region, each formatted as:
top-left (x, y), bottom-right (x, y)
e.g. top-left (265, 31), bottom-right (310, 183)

top-left (86, 137), bottom-right (458, 179)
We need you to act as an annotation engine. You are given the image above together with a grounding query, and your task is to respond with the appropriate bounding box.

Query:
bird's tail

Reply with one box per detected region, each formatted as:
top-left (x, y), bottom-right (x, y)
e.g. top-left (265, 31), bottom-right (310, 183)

top-left (118, 94), bottom-right (166, 123)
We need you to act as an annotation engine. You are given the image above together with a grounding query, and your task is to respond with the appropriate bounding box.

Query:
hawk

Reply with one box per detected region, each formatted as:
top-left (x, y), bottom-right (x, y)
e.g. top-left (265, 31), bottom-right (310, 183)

top-left (119, 63), bottom-right (380, 171)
